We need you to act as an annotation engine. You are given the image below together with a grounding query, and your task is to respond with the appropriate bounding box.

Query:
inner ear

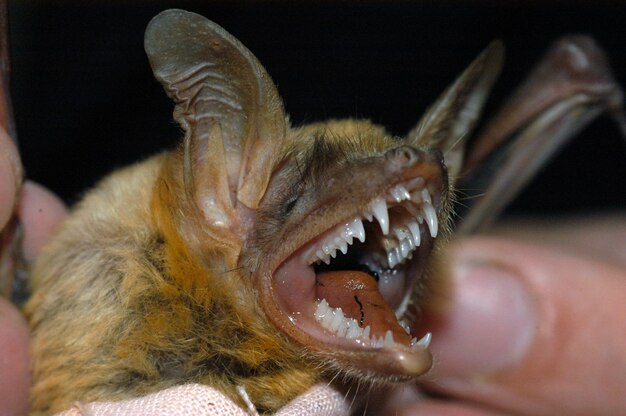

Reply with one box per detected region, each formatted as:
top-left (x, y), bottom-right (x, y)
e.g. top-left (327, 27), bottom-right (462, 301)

top-left (144, 9), bottom-right (287, 237)
top-left (406, 41), bottom-right (504, 182)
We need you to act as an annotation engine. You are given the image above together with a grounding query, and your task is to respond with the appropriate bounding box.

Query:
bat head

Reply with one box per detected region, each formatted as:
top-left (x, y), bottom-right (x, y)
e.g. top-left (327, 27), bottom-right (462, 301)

top-left (145, 8), bottom-right (503, 393)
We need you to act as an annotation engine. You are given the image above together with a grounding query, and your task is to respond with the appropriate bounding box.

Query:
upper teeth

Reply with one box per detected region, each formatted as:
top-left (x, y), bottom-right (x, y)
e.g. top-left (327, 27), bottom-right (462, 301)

top-left (390, 184), bottom-right (411, 202)
top-left (422, 202), bottom-right (438, 238)
top-left (307, 183), bottom-right (439, 266)
top-left (369, 197), bottom-right (389, 235)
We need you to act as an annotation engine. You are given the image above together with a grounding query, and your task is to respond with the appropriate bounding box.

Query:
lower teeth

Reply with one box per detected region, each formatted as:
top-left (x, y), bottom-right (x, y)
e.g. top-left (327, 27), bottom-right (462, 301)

top-left (314, 298), bottom-right (431, 350)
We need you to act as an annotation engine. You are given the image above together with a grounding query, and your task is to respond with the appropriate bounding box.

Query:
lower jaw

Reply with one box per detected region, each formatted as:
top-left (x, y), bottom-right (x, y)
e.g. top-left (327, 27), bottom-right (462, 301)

top-left (271, 248), bottom-right (434, 376)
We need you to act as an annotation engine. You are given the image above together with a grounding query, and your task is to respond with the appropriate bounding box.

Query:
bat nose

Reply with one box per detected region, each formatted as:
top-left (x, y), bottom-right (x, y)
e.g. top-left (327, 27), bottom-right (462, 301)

top-left (385, 145), bottom-right (422, 168)
top-left (385, 145), bottom-right (446, 182)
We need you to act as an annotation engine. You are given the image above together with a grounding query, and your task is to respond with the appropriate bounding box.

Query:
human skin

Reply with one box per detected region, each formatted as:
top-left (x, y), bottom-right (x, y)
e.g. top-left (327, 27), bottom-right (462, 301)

top-left (0, 126), bottom-right (67, 416)
top-left (381, 218), bottom-right (626, 416)
top-left (1, 122), bottom-right (625, 414)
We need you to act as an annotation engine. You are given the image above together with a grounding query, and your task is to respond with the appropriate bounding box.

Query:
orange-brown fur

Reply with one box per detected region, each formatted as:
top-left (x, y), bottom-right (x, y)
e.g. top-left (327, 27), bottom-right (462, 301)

top-left (25, 120), bottom-right (407, 415)
top-left (25, 152), bottom-right (316, 413)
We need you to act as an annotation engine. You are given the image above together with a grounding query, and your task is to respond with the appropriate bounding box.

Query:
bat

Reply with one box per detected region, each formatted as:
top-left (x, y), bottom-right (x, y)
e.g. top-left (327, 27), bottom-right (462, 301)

top-left (19, 9), bottom-right (625, 415)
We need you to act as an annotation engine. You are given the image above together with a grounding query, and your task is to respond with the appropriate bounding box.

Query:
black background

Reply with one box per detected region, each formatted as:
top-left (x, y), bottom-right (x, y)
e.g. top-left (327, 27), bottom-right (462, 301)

top-left (8, 1), bottom-right (626, 217)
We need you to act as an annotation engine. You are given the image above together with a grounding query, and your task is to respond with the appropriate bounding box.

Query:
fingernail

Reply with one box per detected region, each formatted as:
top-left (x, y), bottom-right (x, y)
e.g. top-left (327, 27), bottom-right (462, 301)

top-left (0, 126), bottom-right (21, 227)
top-left (429, 258), bottom-right (535, 378)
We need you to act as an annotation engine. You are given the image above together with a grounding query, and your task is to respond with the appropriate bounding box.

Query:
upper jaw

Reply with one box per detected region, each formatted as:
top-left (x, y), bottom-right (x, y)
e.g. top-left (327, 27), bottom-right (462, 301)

top-left (258, 146), bottom-right (448, 377)
top-left (304, 179), bottom-right (441, 269)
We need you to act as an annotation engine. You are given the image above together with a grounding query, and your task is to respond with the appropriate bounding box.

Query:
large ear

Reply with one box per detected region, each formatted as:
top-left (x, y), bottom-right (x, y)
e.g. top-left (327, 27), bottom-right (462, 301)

top-left (144, 10), bottom-right (286, 233)
top-left (406, 41), bottom-right (504, 183)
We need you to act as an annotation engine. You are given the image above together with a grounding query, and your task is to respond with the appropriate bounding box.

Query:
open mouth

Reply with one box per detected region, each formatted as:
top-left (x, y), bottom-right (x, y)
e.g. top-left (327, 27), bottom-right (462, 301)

top-left (272, 171), bottom-right (443, 375)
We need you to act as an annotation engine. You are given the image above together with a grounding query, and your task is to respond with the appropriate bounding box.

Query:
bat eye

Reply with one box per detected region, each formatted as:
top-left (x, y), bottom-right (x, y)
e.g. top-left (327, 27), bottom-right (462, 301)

top-left (283, 195), bottom-right (299, 215)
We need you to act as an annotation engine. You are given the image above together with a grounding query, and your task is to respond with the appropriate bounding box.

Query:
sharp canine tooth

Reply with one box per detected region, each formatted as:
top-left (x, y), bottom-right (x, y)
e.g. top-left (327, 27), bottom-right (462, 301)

top-left (384, 330), bottom-right (395, 347)
top-left (422, 203), bottom-right (438, 238)
top-left (369, 197), bottom-right (389, 235)
top-left (408, 222), bottom-right (421, 247)
top-left (415, 332), bottom-right (432, 349)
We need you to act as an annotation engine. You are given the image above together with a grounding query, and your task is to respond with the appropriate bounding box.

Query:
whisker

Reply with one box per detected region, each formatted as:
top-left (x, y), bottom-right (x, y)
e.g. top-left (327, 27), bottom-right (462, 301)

top-left (443, 131), bottom-right (469, 156)
top-left (326, 370), bottom-right (342, 387)
top-left (347, 380), bottom-right (361, 414)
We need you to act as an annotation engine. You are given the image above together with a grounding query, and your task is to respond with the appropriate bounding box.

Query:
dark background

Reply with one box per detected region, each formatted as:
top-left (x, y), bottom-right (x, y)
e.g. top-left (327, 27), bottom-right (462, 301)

top-left (7, 0), bottom-right (626, 217)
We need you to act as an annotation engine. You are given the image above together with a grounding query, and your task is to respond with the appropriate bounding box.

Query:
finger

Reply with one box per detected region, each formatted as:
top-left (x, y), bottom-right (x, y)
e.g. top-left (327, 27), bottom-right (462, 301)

top-left (374, 384), bottom-right (506, 416)
top-left (489, 215), bottom-right (626, 266)
top-left (390, 399), bottom-right (507, 416)
top-left (420, 237), bottom-right (626, 415)
top-left (17, 180), bottom-right (67, 262)
top-left (0, 125), bottom-right (21, 228)
top-left (0, 296), bottom-right (30, 416)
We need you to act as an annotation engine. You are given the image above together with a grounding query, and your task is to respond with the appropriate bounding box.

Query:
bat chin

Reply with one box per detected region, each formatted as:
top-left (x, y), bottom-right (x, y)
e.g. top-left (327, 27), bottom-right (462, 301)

top-left (270, 175), bottom-right (444, 378)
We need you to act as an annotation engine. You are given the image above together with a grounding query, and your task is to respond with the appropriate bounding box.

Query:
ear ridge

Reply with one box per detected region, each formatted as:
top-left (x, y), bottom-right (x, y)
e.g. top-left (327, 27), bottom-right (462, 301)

top-left (407, 41), bottom-right (504, 180)
top-left (145, 9), bottom-right (287, 222)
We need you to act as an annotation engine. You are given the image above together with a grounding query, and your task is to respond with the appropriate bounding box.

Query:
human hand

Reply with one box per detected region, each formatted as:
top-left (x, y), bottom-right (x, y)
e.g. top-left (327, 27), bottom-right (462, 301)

top-left (0, 126), bottom-right (67, 415)
top-left (382, 216), bottom-right (626, 415)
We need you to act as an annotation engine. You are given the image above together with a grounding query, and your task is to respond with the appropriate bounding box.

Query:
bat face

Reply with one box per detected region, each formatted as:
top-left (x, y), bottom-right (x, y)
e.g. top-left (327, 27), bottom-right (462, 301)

top-left (141, 9), bottom-right (503, 388)
top-left (249, 121), bottom-right (449, 378)
top-left (24, 8), bottom-right (625, 415)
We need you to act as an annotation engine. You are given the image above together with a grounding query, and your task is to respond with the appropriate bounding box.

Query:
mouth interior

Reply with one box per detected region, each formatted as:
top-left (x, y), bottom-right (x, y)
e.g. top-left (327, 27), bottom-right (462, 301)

top-left (273, 178), bottom-right (440, 354)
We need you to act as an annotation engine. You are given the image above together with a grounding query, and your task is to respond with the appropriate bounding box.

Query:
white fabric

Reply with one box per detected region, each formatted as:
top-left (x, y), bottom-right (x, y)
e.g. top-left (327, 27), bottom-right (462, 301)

top-left (56, 384), bottom-right (350, 416)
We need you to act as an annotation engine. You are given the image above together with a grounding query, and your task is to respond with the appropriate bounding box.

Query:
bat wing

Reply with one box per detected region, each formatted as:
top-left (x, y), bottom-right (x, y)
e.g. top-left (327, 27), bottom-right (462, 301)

top-left (456, 36), bottom-right (626, 235)
top-left (406, 41), bottom-right (504, 185)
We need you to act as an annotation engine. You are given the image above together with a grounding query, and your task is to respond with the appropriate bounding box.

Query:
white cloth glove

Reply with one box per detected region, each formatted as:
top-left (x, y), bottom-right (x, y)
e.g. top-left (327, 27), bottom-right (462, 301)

top-left (56, 384), bottom-right (350, 416)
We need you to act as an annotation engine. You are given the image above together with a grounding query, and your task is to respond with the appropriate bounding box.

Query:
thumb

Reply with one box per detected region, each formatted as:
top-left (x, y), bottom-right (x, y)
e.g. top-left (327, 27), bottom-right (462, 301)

top-left (420, 236), bottom-right (626, 415)
top-left (0, 125), bottom-right (21, 229)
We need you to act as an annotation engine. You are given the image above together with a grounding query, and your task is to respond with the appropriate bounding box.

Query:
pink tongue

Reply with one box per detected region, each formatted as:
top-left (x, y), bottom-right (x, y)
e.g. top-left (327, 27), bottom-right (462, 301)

top-left (316, 270), bottom-right (411, 344)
